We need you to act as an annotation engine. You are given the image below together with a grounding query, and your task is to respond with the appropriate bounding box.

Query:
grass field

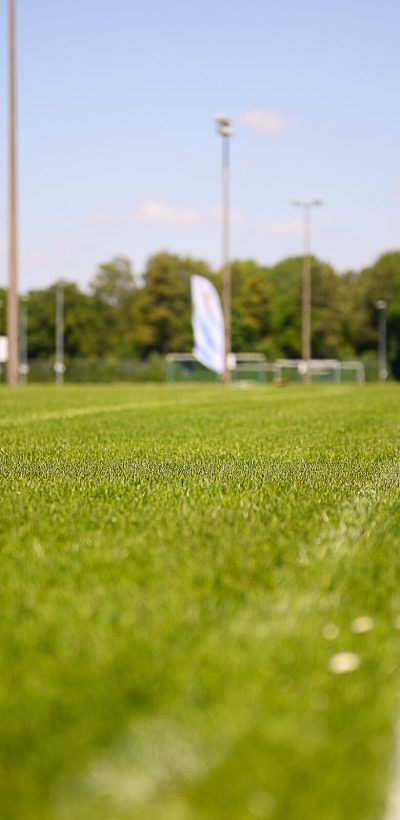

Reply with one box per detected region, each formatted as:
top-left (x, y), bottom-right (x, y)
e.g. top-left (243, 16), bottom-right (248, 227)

top-left (1, 383), bottom-right (400, 820)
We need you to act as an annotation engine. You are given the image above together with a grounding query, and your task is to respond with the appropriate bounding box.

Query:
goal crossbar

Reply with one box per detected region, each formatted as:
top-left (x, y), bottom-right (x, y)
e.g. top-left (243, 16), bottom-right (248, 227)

top-left (166, 353), bottom-right (267, 383)
top-left (273, 359), bottom-right (365, 384)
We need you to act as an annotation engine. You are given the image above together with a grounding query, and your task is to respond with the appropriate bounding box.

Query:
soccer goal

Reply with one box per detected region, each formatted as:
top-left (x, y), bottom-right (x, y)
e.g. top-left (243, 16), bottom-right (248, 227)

top-left (272, 359), bottom-right (365, 384)
top-left (339, 361), bottom-right (366, 384)
top-left (166, 353), bottom-right (267, 384)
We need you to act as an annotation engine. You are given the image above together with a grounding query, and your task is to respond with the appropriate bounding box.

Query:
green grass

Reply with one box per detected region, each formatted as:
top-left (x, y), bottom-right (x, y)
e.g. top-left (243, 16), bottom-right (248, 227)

top-left (1, 383), bottom-right (400, 820)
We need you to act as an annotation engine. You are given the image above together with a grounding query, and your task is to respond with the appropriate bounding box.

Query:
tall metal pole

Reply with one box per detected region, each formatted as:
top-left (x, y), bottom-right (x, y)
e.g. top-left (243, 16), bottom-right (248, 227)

top-left (55, 282), bottom-right (64, 384)
top-left (375, 300), bottom-right (388, 382)
top-left (7, 0), bottom-right (18, 386)
top-left (19, 295), bottom-right (28, 383)
top-left (214, 115), bottom-right (233, 385)
top-left (222, 134), bottom-right (231, 385)
top-left (302, 206), bottom-right (311, 385)
top-left (292, 198), bottom-right (323, 385)
top-left (0, 299), bottom-right (3, 382)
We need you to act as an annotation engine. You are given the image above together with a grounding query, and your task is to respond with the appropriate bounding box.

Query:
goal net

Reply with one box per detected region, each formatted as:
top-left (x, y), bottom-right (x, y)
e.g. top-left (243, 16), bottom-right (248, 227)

top-left (166, 353), bottom-right (267, 384)
top-left (273, 359), bottom-right (365, 384)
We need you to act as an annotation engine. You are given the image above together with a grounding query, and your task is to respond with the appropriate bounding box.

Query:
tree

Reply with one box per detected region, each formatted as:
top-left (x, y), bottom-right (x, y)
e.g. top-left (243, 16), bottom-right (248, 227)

top-left (267, 256), bottom-right (345, 360)
top-left (89, 256), bottom-right (135, 307)
top-left (268, 257), bottom-right (303, 358)
top-left (89, 256), bottom-right (136, 357)
top-left (133, 252), bottom-right (212, 355)
top-left (226, 260), bottom-right (275, 352)
top-left (13, 246), bottom-right (400, 381)
top-left (310, 259), bottom-right (344, 358)
top-left (26, 282), bottom-right (103, 360)
top-left (348, 252), bottom-right (400, 376)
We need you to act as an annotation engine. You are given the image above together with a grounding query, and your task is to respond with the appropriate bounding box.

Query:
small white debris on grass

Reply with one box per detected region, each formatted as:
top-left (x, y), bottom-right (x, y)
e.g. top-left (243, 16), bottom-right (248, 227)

top-left (351, 615), bottom-right (374, 634)
top-left (247, 789), bottom-right (276, 818)
top-left (32, 541), bottom-right (44, 557)
top-left (321, 623), bottom-right (339, 641)
top-left (328, 652), bottom-right (361, 675)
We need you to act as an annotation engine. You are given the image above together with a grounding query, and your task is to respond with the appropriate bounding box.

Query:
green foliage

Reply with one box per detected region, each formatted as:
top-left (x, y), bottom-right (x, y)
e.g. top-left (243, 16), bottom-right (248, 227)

top-left (89, 257), bottom-right (136, 358)
top-left (268, 257), bottom-right (302, 357)
top-left (1, 384), bottom-right (400, 818)
top-left (228, 261), bottom-right (274, 351)
top-left (27, 355), bottom-right (166, 383)
top-left (311, 259), bottom-right (344, 358)
top-left (89, 256), bottom-right (135, 307)
top-left (0, 288), bottom-right (8, 336)
top-left (346, 252), bottom-right (400, 377)
top-left (17, 249), bottom-right (400, 379)
top-left (133, 252), bottom-right (212, 355)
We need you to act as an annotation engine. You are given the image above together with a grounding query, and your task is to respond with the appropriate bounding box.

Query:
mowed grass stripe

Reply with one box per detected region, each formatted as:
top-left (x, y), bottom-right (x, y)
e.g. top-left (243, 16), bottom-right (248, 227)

top-left (53, 474), bottom-right (400, 820)
top-left (0, 386), bottom-right (228, 428)
top-left (0, 384), bottom-right (399, 820)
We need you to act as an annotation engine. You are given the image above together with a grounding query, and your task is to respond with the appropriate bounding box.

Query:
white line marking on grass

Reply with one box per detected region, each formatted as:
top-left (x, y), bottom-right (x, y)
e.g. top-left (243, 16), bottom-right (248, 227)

top-left (0, 396), bottom-right (216, 428)
top-left (52, 717), bottom-right (208, 818)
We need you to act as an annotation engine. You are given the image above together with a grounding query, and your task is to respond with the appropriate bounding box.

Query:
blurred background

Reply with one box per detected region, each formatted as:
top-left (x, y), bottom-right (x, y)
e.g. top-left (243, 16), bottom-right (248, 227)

top-left (0, 0), bottom-right (399, 381)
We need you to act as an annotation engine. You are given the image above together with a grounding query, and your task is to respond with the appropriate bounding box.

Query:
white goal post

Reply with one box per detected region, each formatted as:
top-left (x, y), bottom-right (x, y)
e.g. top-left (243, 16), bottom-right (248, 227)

top-left (165, 355), bottom-right (365, 385)
top-left (166, 353), bottom-right (267, 384)
top-left (273, 359), bottom-right (365, 384)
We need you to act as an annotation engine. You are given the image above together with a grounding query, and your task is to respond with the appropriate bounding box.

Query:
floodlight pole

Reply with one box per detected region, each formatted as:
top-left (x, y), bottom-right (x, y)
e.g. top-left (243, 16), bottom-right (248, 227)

top-left (214, 115), bottom-right (233, 385)
top-left (19, 294), bottom-right (28, 383)
top-left (7, 0), bottom-right (18, 386)
top-left (55, 281), bottom-right (65, 384)
top-left (302, 207), bottom-right (311, 385)
top-left (292, 199), bottom-right (323, 384)
top-left (0, 299), bottom-right (3, 382)
top-left (375, 300), bottom-right (388, 382)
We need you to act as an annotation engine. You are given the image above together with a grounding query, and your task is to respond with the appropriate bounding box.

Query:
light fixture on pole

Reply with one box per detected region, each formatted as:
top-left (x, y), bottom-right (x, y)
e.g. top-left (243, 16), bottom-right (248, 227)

top-left (55, 280), bottom-right (65, 385)
top-left (375, 300), bottom-right (388, 382)
top-left (7, 0), bottom-right (18, 386)
top-left (291, 198), bottom-right (323, 384)
top-left (214, 114), bottom-right (233, 385)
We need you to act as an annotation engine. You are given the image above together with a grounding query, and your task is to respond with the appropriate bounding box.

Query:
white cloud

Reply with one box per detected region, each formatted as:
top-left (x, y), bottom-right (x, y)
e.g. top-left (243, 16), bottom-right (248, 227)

top-left (209, 206), bottom-right (247, 224)
top-left (240, 109), bottom-right (288, 134)
top-left (88, 201), bottom-right (201, 227)
top-left (136, 201), bottom-right (201, 225)
top-left (88, 202), bottom-right (248, 228)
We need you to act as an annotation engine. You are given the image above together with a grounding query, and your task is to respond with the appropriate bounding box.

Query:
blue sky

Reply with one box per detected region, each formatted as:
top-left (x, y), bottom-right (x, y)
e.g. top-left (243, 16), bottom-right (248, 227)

top-left (0, 0), bottom-right (399, 290)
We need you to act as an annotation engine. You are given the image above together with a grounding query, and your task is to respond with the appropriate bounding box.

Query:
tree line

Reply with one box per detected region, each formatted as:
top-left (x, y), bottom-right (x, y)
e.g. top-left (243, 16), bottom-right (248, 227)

top-left (2, 249), bottom-right (400, 377)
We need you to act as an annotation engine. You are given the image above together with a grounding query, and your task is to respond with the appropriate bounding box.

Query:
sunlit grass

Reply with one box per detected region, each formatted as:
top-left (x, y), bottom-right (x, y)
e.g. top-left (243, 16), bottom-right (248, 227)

top-left (0, 383), bottom-right (399, 819)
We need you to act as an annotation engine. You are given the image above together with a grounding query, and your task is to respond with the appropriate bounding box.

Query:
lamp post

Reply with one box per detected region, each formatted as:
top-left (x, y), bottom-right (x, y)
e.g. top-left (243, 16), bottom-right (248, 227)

top-left (0, 299), bottom-right (3, 381)
top-left (55, 280), bottom-right (65, 384)
top-left (7, 0), bottom-right (18, 386)
top-left (375, 300), bottom-right (388, 382)
top-left (214, 114), bottom-right (233, 385)
top-left (19, 294), bottom-right (28, 384)
top-left (292, 198), bottom-right (323, 384)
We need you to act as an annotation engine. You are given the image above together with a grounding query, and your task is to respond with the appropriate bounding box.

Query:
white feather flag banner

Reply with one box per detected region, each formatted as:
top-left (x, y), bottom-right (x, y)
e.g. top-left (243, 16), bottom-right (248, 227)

top-left (191, 275), bottom-right (225, 375)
